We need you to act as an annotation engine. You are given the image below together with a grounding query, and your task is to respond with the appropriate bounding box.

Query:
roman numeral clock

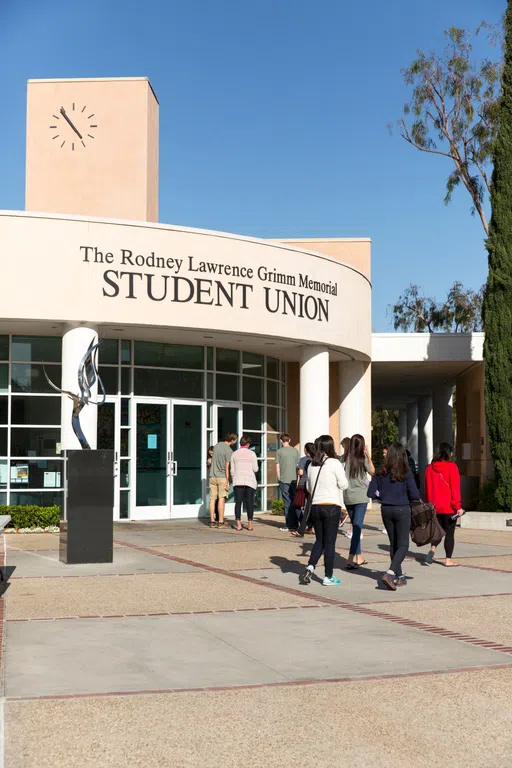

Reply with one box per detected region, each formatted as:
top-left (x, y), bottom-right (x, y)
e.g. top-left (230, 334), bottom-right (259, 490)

top-left (49, 103), bottom-right (98, 150)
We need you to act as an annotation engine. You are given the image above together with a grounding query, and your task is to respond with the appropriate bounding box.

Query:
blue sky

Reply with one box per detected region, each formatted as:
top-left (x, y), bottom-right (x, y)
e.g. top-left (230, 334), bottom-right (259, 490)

top-left (0, 0), bottom-right (503, 330)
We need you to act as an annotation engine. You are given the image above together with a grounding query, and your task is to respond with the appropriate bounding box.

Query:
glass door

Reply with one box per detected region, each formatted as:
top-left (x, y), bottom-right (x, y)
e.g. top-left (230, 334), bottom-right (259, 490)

top-left (131, 399), bottom-right (170, 520)
top-left (170, 400), bottom-right (206, 518)
top-left (97, 400), bottom-right (120, 519)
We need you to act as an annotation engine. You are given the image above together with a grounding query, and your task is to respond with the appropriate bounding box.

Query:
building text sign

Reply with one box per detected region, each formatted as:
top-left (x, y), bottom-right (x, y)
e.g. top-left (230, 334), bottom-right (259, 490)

top-left (80, 246), bottom-right (338, 323)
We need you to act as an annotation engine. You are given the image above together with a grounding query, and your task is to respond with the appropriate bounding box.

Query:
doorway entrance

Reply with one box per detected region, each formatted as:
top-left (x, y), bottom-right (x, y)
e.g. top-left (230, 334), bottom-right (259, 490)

top-left (130, 398), bottom-right (205, 520)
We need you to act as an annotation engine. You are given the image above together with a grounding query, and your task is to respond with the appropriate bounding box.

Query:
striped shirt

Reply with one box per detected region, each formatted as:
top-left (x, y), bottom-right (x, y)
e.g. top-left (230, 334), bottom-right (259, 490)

top-left (231, 447), bottom-right (259, 489)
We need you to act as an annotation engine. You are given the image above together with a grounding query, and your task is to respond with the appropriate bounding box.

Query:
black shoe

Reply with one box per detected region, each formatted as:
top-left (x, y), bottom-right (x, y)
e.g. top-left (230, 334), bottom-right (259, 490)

top-left (301, 567), bottom-right (313, 585)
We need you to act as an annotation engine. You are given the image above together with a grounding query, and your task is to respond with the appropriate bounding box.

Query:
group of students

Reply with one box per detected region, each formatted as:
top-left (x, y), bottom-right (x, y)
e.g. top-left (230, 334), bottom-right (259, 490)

top-left (207, 429), bottom-right (464, 591)
top-left (281, 433), bottom-right (464, 590)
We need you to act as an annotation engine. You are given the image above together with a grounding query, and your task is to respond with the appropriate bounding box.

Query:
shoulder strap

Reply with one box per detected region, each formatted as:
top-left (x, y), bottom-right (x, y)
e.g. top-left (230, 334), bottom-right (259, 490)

top-left (431, 462), bottom-right (451, 490)
top-left (309, 458), bottom-right (326, 504)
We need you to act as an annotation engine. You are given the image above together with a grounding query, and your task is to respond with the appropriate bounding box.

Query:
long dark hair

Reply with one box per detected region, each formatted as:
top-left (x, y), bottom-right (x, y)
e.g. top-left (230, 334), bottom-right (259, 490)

top-left (347, 433), bottom-right (366, 480)
top-left (433, 442), bottom-right (453, 462)
top-left (304, 442), bottom-right (315, 457)
top-left (341, 436), bottom-right (350, 462)
top-left (312, 434), bottom-right (337, 466)
top-left (379, 442), bottom-right (409, 482)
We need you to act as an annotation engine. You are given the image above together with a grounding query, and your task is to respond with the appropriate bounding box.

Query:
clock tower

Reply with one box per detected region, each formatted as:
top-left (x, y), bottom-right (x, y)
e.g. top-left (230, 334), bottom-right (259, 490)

top-left (25, 77), bottom-right (159, 222)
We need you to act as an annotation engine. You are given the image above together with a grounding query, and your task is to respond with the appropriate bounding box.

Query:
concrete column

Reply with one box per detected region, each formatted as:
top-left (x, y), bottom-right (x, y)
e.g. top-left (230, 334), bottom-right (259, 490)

top-left (338, 361), bottom-right (367, 446)
top-left (300, 346), bottom-right (329, 449)
top-left (406, 402), bottom-right (418, 465)
top-left (418, 394), bottom-right (433, 491)
top-left (433, 383), bottom-right (454, 450)
top-left (60, 326), bottom-right (98, 450)
top-left (398, 409), bottom-right (407, 446)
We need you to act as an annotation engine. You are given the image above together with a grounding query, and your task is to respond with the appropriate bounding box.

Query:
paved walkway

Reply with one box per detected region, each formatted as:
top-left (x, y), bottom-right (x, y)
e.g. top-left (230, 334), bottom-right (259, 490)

top-left (3, 513), bottom-right (512, 767)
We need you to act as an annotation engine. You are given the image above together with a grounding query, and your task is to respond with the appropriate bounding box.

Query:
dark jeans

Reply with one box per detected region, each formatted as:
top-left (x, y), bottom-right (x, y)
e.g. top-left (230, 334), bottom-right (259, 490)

top-left (279, 481), bottom-right (297, 529)
top-left (433, 513), bottom-right (457, 558)
top-left (308, 505), bottom-right (341, 579)
top-left (381, 505), bottom-right (411, 578)
top-left (346, 502), bottom-right (368, 556)
top-left (234, 485), bottom-right (255, 521)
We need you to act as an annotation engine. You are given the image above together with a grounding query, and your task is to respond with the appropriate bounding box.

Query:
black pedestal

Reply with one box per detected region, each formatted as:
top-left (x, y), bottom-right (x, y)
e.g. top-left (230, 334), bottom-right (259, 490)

top-left (60, 449), bottom-right (114, 564)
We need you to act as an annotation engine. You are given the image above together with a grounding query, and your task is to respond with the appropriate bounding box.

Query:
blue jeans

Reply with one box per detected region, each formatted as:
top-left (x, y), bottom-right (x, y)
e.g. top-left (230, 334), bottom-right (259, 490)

top-left (279, 481), bottom-right (297, 529)
top-left (346, 502), bottom-right (368, 556)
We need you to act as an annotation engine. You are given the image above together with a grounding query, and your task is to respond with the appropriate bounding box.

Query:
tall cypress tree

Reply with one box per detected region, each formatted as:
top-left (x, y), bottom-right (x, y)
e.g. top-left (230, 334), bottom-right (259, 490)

top-left (483, 3), bottom-right (512, 510)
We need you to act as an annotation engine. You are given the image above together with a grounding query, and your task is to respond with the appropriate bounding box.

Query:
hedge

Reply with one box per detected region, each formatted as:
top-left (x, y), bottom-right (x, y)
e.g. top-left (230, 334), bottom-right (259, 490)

top-left (0, 505), bottom-right (61, 529)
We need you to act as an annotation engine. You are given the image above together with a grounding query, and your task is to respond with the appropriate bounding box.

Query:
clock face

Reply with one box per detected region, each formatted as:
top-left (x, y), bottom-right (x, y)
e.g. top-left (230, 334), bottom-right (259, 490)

top-left (49, 103), bottom-right (98, 150)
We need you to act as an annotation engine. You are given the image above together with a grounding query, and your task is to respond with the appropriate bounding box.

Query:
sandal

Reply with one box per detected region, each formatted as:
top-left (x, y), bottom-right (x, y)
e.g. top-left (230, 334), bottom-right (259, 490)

top-left (235, 524), bottom-right (243, 531)
top-left (247, 523), bottom-right (253, 531)
top-left (209, 521), bottom-right (217, 528)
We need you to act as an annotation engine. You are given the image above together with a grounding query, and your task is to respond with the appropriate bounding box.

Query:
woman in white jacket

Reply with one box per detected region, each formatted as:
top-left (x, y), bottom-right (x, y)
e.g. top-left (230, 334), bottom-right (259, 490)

top-left (301, 435), bottom-right (348, 586)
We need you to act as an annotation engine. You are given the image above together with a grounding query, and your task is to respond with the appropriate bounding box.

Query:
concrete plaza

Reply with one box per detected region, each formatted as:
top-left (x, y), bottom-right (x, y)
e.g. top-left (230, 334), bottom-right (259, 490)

top-left (3, 511), bottom-right (512, 767)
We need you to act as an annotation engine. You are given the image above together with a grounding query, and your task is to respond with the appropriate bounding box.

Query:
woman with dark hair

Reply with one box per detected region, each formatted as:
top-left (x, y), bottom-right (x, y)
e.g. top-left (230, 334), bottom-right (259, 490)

top-left (340, 436), bottom-right (350, 461)
top-left (424, 442), bottom-right (464, 566)
top-left (367, 442), bottom-right (420, 590)
top-left (301, 435), bottom-right (348, 586)
top-left (291, 442), bottom-right (315, 536)
top-left (344, 434), bottom-right (375, 569)
top-left (231, 436), bottom-right (259, 531)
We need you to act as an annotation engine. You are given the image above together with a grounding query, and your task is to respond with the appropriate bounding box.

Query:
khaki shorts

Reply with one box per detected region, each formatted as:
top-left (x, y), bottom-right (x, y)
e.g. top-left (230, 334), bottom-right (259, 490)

top-left (209, 476), bottom-right (229, 500)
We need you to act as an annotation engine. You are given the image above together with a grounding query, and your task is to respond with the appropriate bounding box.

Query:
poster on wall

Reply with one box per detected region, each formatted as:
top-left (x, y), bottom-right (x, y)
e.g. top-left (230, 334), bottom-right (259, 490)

top-left (11, 464), bottom-right (29, 484)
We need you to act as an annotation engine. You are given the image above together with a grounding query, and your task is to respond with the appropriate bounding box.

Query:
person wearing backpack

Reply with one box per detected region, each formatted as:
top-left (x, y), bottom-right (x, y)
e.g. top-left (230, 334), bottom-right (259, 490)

top-left (424, 443), bottom-right (464, 567)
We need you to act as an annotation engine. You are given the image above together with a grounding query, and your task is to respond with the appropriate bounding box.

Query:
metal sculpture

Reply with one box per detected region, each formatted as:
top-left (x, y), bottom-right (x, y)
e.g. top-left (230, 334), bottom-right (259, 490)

top-left (44, 338), bottom-right (106, 449)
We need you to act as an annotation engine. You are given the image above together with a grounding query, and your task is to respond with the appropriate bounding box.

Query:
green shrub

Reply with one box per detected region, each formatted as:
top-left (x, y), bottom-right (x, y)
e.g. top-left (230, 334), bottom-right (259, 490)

top-left (269, 498), bottom-right (285, 516)
top-left (476, 481), bottom-right (500, 512)
top-left (0, 505), bottom-right (61, 529)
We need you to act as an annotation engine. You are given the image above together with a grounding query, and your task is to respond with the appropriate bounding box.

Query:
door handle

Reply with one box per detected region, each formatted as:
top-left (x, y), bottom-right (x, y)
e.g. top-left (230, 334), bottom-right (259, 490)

top-left (171, 460), bottom-right (178, 477)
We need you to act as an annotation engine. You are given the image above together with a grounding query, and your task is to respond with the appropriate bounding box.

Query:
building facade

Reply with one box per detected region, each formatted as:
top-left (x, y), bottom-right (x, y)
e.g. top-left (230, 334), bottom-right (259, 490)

top-left (0, 77), bottom-right (373, 519)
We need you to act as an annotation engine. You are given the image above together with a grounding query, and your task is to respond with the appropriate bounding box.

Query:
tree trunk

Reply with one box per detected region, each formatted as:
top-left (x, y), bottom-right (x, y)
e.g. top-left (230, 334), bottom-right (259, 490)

top-left (483, 0), bottom-right (512, 510)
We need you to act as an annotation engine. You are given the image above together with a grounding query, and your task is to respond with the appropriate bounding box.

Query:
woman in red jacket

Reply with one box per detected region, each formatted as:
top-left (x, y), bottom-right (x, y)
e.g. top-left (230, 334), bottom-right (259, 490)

top-left (424, 443), bottom-right (464, 567)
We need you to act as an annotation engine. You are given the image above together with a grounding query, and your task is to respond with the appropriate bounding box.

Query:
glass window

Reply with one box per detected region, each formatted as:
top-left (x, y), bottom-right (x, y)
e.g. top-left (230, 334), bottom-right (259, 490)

top-left (216, 348), bottom-right (239, 373)
top-left (120, 429), bottom-right (130, 457)
top-left (0, 493), bottom-right (6, 505)
top-left (0, 336), bottom-right (8, 360)
top-left (266, 407), bottom-right (280, 433)
top-left (207, 373), bottom-right (214, 399)
top-left (11, 428), bottom-right (60, 457)
top-left (243, 377), bottom-right (263, 403)
top-left (216, 374), bottom-right (239, 401)
top-left (10, 460), bottom-right (63, 488)
top-left (11, 396), bottom-right (61, 425)
top-left (121, 340), bottom-right (132, 364)
top-left (0, 459), bottom-right (6, 488)
top-left (98, 403), bottom-right (116, 450)
top-left (266, 434), bottom-right (279, 458)
top-left (267, 380), bottom-right (279, 406)
top-left (267, 460), bottom-right (277, 484)
top-left (0, 429), bottom-right (6, 455)
top-left (266, 485), bottom-right (279, 507)
top-left (121, 399), bottom-right (130, 426)
top-left (134, 369), bottom-right (203, 399)
top-left (206, 347), bottom-right (213, 370)
top-left (120, 460), bottom-right (130, 488)
top-left (134, 341), bottom-right (203, 369)
top-left (120, 490), bottom-right (130, 519)
top-left (121, 367), bottom-right (131, 395)
top-left (242, 352), bottom-right (263, 377)
top-left (254, 487), bottom-right (263, 512)
top-left (11, 336), bottom-right (61, 362)
top-left (99, 339), bottom-right (118, 364)
top-left (99, 367), bottom-right (118, 395)
top-left (267, 357), bottom-right (279, 380)
top-left (281, 361), bottom-right (287, 382)
top-left (244, 432), bottom-right (263, 458)
top-left (10, 491), bottom-right (63, 508)
top-left (0, 364), bottom-right (7, 393)
top-left (0, 396), bottom-right (7, 423)
top-left (11, 364), bottom-right (61, 393)
top-left (243, 404), bottom-right (262, 431)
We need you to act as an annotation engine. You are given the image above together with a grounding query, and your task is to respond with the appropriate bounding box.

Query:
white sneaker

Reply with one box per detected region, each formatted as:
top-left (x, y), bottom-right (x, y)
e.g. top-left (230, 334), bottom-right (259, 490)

top-left (279, 527), bottom-right (289, 532)
top-left (323, 576), bottom-right (341, 586)
top-left (343, 530), bottom-right (352, 539)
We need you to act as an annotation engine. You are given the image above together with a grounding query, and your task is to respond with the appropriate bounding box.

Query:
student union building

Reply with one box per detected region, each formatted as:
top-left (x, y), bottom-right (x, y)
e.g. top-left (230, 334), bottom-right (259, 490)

top-left (0, 78), bottom-right (488, 519)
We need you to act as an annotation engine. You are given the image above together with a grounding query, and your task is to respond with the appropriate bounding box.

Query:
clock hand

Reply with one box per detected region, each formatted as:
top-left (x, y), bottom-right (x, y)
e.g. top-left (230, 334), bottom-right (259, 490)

top-left (60, 107), bottom-right (83, 140)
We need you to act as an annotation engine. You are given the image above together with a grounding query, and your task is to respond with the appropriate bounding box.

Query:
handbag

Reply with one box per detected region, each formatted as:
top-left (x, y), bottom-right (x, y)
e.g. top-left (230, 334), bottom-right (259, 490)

top-left (410, 500), bottom-right (445, 547)
top-left (293, 485), bottom-right (306, 509)
top-left (297, 459), bottom-right (325, 536)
